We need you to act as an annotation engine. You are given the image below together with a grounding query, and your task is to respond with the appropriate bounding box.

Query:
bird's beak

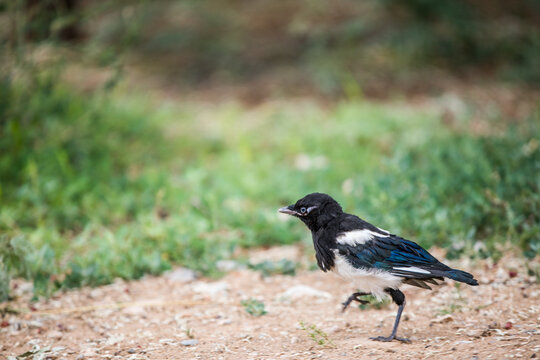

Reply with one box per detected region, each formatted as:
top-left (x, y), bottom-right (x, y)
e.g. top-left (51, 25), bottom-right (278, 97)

top-left (278, 205), bottom-right (297, 216)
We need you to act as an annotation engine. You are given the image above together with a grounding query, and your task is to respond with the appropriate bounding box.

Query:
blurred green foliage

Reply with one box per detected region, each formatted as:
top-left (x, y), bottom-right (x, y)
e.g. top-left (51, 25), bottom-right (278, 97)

top-left (0, 70), bottom-right (538, 300)
top-left (105, 0), bottom-right (540, 89)
top-left (241, 298), bottom-right (267, 317)
top-left (2, 0), bottom-right (538, 93)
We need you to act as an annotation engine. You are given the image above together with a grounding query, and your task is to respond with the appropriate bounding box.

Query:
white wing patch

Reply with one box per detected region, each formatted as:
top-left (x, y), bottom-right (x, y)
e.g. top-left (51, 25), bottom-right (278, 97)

top-left (336, 229), bottom-right (389, 246)
top-left (393, 266), bottom-right (431, 274)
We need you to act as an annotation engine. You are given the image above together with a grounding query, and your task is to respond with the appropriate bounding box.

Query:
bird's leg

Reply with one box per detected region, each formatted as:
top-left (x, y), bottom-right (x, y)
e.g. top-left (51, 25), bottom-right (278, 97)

top-left (370, 288), bottom-right (411, 343)
top-left (341, 292), bottom-right (370, 312)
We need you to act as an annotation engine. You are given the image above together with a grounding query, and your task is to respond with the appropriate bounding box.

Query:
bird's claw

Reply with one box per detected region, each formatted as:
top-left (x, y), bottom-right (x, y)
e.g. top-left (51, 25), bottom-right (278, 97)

top-left (341, 293), bottom-right (370, 312)
top-left (370, 335), bottom-right (411, 343)
top-left (341, 299), bottom-right (369, 312)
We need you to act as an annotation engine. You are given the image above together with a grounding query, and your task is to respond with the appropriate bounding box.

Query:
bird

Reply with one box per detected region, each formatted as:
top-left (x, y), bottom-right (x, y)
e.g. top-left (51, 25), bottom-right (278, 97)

top-left (279, 192), bottom-right (478, 343)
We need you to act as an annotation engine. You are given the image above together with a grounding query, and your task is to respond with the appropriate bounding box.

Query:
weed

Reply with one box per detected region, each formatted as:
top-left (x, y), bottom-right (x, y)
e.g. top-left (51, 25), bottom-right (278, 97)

top-left (241, 298), bottom-right (267, 317)
top-left (7, 345), bottom-right (51, 360)
top-left (185, 327), bottom-right (195, 339)
top-left (526, 264), bottom-right (540, 284)
top-left (437, 303), bottom-right (464, 316)
top-left (298, 320), bottom-right (336, 348)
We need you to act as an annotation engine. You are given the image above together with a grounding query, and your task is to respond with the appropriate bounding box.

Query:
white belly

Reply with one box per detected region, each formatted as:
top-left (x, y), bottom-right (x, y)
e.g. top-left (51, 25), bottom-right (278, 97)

top-left (332, 254), bottom-right (402, 300)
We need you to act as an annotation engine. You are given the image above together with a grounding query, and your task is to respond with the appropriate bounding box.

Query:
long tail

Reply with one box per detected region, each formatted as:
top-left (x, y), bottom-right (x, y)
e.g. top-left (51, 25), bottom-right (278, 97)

top-left (445, 269), bottom-right (479, 286)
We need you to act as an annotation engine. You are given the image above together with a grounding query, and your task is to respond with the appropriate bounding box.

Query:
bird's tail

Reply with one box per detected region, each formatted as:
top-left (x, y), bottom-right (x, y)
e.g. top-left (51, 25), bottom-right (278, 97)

top-left (445, 269), bottom-right (479, 286)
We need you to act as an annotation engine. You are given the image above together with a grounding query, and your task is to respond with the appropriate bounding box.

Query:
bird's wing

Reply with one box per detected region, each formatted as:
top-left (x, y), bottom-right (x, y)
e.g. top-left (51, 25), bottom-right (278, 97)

top-left (335, 231), bottom-right (450, 282)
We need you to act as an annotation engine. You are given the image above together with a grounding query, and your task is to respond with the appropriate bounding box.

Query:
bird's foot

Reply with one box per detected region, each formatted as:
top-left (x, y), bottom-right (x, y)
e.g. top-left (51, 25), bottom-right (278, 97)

top-left (341, 299), bottom-right (369, 312)
top-left (341, 293), bottom-right (370, 312)
top-left (369, 335), bottom-right (411, 343)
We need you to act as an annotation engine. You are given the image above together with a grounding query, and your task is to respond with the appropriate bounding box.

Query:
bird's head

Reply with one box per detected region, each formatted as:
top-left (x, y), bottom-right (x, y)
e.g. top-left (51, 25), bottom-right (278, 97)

top-left (279, 192), bottom-right (343, 231)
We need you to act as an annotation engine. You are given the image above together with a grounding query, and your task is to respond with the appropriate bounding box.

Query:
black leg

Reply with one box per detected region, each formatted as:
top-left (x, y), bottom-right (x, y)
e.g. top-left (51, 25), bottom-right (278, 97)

top-left (341, 292), bottom-right (370, 312)
top-left (370, 288), bottom-right (411, 343)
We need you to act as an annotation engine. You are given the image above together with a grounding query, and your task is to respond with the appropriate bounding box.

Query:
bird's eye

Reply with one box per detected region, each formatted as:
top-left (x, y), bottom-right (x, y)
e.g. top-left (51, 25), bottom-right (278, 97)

top-left (300, 207), bottom-right (307, 214)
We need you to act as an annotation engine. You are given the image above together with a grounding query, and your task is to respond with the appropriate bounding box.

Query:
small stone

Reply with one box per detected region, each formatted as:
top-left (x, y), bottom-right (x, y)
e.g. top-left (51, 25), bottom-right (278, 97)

top-left (165, 268), bottom-right (197, 283)
top-left (127, 348), bottom-right (137, 354)
top-left (81, 348), bottom-right (96, 357)
top-left (278, 285), bottom-right (332, 301)
top-left (89, 288), bottom-right (103, 299)
top-left (122, 306), bottom-right (146, 316)
top-left (159, 338), bottom-right (176, 345)
top-left (290, 336), bottom-right (298, 344)
top-left (216, 260), bottom-right (240, 272)
top-left (48, 330), bottom-right (63, 339)
top-left (504, 322), bottom-right (513, 330)
top-left (27, 320), bottom-right (44, 328)
top-left (193, 281), bottom-right (228, 295)
top-left (465, 329), bottom-right (483, 338)
top-left (180, 339), bottom-right (198, 346)
top-left (431, 314), bottom-right (454, 323)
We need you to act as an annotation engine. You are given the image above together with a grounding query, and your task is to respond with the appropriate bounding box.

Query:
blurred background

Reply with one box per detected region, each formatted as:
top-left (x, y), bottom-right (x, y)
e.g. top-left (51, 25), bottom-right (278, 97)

top-left (0, 0), bottom-right (539, 301)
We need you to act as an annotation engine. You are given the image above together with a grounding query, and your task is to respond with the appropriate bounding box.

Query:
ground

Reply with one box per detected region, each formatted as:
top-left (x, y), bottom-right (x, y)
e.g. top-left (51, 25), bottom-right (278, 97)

top-left (1, 246), bottom-right (539, 359)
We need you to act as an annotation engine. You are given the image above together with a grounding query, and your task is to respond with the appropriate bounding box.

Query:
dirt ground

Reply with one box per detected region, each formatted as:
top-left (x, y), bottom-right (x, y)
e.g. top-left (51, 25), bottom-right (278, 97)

top-left (1, 246), bottom-right (539, 360)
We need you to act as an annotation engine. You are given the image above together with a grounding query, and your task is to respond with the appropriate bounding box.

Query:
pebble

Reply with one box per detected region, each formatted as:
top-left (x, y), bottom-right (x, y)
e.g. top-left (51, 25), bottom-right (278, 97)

top-left (216, 260), bottom-right (241, 272)
top-left (192, 281), bottom-right (229, 295)
top-left (465, 329), bottom-right (483, 338)
top-left (27, 320), bottom-right (44, 328)
top-left (219, 319), bottom-right (232, 325)
top-left (165, 268), bottom-right (197, 283)
top-left (127, 348), bottom-right (137, 354)
top-left (89, 288), bottom-right (103, 299)
top-left (431, 314), bottom-right (454, 323)
top-left (48, 330), bottom-right (63, 339)
top-left (180, 339), bottom-right (199, 346)
top-left (159, 338), bottom-right (176, 345)
top-left (278, 285), bottom-right (332, 301)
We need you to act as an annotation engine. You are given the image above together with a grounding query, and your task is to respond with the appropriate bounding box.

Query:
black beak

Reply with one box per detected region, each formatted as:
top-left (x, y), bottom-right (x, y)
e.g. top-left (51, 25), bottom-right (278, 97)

top-left (278, 205), bottom-right (297, 216)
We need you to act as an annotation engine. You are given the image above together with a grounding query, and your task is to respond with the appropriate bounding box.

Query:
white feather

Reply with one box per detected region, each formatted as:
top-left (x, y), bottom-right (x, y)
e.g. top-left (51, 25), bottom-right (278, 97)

top-left (332, 252), bottom-right (402, 300)
top-left (336, 229), bottom-right (388, 246)
top-left (393, 266), bottom-right (431, 274)
top-left (376, 227), bottom-right (390, 235)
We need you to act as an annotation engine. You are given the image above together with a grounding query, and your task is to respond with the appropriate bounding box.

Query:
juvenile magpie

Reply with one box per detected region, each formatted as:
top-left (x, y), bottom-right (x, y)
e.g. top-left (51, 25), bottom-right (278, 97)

top-left (279, 192), bottom-right (478, 343)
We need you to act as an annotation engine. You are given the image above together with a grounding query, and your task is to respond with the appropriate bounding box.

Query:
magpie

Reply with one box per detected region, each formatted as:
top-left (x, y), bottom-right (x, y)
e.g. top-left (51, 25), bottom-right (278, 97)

top-left (279, 192), bottom-right (478, 343)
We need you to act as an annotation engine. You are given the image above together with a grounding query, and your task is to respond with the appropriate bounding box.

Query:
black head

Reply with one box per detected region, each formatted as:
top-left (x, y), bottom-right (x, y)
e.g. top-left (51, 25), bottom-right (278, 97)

top-left (279, 192), bottom-right (343, 231)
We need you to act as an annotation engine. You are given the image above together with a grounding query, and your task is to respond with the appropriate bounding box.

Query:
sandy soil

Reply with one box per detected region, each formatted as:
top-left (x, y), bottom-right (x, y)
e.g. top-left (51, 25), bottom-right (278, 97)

top-left (1, 247), bottom-right (539, 360)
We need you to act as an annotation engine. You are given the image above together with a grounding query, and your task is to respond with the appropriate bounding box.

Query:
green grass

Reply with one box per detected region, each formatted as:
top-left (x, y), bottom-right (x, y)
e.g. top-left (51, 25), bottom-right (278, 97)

top-left (299, 320), bottom-right (336, 348)
top-left (0, 73), bottom-right (539, 300)
top-left (241, 298), bottom-right (267, 317)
